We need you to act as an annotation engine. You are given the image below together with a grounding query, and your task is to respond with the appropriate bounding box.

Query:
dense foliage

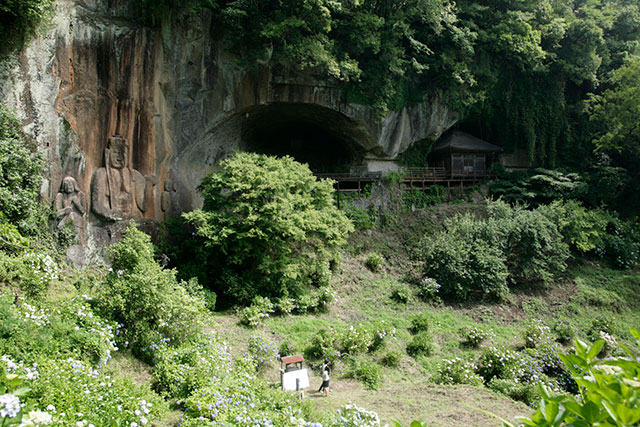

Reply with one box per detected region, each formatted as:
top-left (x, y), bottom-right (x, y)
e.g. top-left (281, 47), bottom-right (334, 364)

top-left (0, 0), bottom-right (53, 55)
top-left (135, 1), bottom-right (639, 184)
top-left (97, 223), bottom-right (207, 361)
top-left (185, 152), bottom-right (353, 304)
top-left (498, 330), bottom-right (640, 427)
top-left (0, 104), bottom-right (45, 236)
top-left (420, 200), bottom-right (570, 301)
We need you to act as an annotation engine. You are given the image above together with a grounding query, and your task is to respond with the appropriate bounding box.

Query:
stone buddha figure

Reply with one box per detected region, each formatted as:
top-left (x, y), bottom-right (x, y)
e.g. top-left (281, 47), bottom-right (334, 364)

top-left (91, 136), bottom-right (156, 221)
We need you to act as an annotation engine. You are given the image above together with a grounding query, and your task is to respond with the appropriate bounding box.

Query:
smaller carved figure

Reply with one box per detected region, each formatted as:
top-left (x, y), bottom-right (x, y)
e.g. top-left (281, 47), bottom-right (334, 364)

top-left (161, 179), bottom-right (176, 213)
top-left (56, 176), bottom-right (87, 231)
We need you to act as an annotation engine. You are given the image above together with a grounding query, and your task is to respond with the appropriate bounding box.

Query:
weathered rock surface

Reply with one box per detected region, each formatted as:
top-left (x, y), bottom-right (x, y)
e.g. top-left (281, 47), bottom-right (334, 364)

top-left (0, 0), bottom-right (459, 261)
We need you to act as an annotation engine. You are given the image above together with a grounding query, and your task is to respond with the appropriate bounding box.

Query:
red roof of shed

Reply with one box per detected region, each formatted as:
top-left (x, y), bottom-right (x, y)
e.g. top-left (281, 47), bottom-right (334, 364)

top-left (281, 355), bottom-right (304, 364)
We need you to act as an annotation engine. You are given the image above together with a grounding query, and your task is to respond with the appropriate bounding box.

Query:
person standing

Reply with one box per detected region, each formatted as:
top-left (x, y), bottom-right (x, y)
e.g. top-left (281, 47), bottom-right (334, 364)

top-left (318, 362), bottom-right (330, 396)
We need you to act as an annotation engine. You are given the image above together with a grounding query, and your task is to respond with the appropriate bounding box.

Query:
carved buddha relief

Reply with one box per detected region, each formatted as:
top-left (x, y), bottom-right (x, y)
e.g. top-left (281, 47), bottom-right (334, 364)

top-left (90, 136), bottom-right (156, 222)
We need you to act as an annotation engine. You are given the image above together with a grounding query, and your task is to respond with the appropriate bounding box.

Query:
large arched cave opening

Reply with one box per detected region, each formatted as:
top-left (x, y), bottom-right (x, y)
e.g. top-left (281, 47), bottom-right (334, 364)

top-left (240, 103), bottom-right (369, 173)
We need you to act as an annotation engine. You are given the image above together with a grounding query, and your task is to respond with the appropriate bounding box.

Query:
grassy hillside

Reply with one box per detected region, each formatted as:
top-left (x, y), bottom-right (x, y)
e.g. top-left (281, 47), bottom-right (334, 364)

top-left (205, 204), bottom-right (640, 426)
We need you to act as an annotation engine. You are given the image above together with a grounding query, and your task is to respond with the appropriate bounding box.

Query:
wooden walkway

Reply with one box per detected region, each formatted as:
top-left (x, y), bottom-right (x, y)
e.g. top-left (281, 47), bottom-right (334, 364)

top-left (316, 167), bottom-right (491, 207)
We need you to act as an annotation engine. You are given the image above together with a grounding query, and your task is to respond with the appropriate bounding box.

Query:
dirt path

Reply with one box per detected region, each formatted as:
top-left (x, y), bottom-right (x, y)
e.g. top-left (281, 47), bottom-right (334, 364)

top-left (305, 373), bottom-right (529, 426)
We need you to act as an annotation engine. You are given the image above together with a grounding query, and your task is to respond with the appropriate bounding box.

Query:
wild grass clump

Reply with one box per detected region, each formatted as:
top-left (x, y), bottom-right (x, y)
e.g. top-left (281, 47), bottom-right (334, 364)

top-left (390, 283), bottom-right (412, 303)
top-left (406, 332), bottom-right (433, 358)
top-left (380, 350), bottom-right (401, 368)
top-left (365, 252), bottom-right (385, 272)
top-left (348, 360), bottom-right (383, 390)
top-left (409, 313), bottom-right (430, 335)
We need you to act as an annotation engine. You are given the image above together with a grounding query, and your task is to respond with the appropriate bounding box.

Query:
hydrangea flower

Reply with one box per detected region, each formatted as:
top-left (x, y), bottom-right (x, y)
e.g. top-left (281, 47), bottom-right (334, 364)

top-left (0, 394), bottom-right (21, 418)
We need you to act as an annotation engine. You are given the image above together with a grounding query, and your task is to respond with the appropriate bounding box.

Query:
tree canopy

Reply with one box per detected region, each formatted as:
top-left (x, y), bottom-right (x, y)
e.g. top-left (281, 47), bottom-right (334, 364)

top-left (184, 152), bottom-right (353, 303)
top-left (135, 0), bottom-right (640, 176)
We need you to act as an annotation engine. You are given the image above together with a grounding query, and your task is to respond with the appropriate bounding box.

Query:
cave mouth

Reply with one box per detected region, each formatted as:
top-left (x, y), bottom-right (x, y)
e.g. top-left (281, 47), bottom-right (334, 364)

top-left (241, 103), bottom-right (367, 174)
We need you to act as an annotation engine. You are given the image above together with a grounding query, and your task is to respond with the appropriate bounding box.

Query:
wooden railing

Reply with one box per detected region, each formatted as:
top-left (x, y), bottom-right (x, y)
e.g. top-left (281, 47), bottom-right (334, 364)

top-left (317, 167), bottom-right (492, 181)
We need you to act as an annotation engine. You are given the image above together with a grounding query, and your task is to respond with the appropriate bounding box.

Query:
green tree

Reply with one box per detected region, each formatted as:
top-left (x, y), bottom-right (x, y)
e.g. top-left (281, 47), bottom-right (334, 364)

top-left (184, 152), bottom-right (353, 304)
top-left (589, 56), bottom-right (640, 155)
top-left (0, 104), bottom-right (44, 235)
top-left (98, 223), bottom-right (207, 360)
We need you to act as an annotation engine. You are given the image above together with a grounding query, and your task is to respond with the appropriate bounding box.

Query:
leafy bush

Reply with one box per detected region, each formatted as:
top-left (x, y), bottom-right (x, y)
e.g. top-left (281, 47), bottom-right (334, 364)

top-left (278, 339), bottom-right (302, 358)
top-left (274, 296), bottom-right (296, 315)
top-left (0, 354), bottom-right (42, 424)
top-left (0, 105), bottom-right (45, 235)
top-left (341, 325), bottom-right (373, 355)
top-left (526, 344), bottom-right (577, 393)
top-left (501, 331), bottom-right (640, 427)
top-left (0, 222), bottom-right (28, 252)
top-left (0, 251), bottom-right (59, 297)
top-left (304, 327), bottom-right (342, 363)
top-left (96, 224), bottom-right (207, 361)
top-left (403, 187), bottom-right (445, 209)
top-left (348, 360), bottom-right (383, 390)
top-left (28, 357), bottom-right (166, 426)
top-left (240, 296), bottom-right (275, 328)
top-left (0, 294), bottom-right (117, 367)
top-left (242, 288), bottom-right (336, 327)
top-left (326, 403), bottom-right (383, 426)
top-left (180, 371), bottom-right (312, 426)
top-left (537, 200), bottom-right (608, 253)
top-left (416, 277), bottom-right (441, 301)
top-left (0, 0), bottom-right (54, 54)
top-left (406, 332), bottom-right (433, 358)
top-left (184, 152), bottom-right (353, 304)
top-left (523, 320), bottom-right (553, 349)
top-left (434, 357), bottom-right (483, 386)
top-left (381, 350), bottom-right (401, 368)
top-left (489, 168), bottom-right (587, 207)
top-left (552, 319), bottom-right (577, 345)
top-left (365, 252), bottom-right (384, 272)
top-left (344, 205), bottom-right (375, 230)
top-left (391, 421), bottom-right (427, 427)
top-left (305, 323), bottom-right (393, 363)
top-left (391, 283), bottom-right (411, 303)
top-left (294, 293), bottom-right (317, 314)
top-left (420, 201), bottom-right (570, 302)
top-left (153, 334), bottom-right (232, 399)
top-left (315, 286), bottom-right (336, 313)
top-left (409, 313), bottom-right (430, 335)
top-left (476, 347), bottom-right (520, 383)
top-left (369, 322), bottom-right (395, 353)
top-left (487, 377), bottom-right (541, 406)
top-left (245, 336), bottom-right (279, 372)
top-left (460, 326), bottom-right (495, 348)
top-left (485, 201), bottom-right (569, 286)
top-left (420, 234), bottom-right (509, 301)
top-left (588, 317), bottom-right (616, 340)
top-left (597, 217), bottom-right (640, 269)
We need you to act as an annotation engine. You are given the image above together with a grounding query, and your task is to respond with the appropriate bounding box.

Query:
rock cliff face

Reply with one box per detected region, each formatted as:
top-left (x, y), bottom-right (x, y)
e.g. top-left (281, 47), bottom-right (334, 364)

top-left (0, 0), bottom-right (458, 260)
